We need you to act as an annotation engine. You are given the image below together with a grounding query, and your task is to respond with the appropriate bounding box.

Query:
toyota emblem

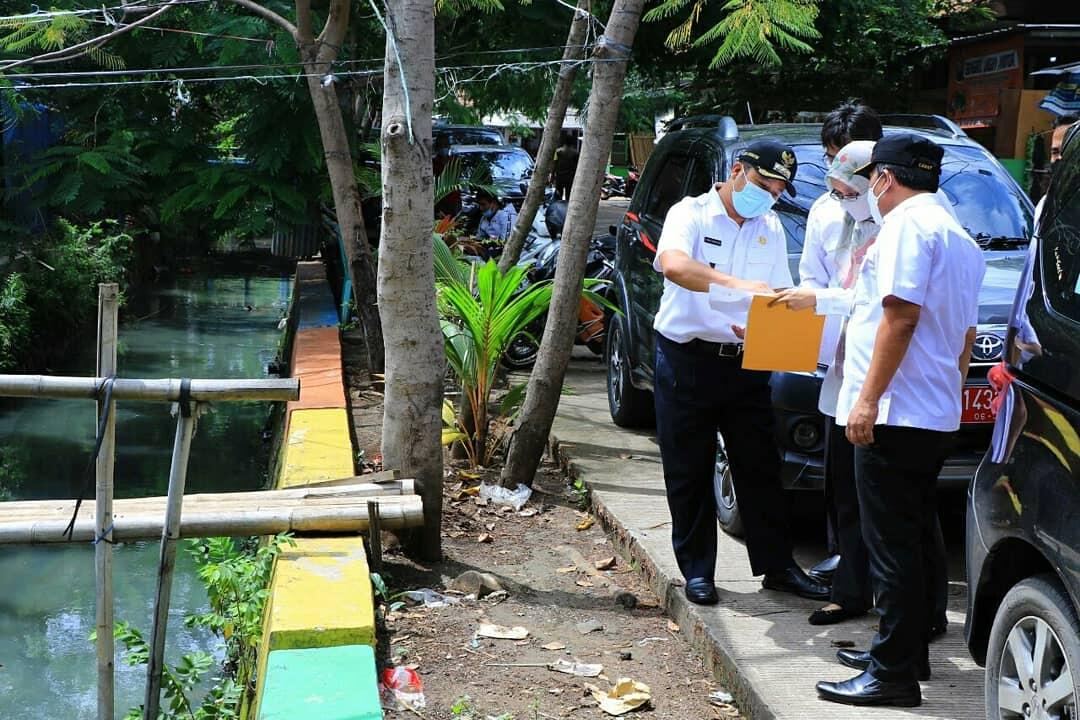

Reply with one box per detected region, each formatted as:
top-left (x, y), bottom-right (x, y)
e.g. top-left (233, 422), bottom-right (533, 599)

top-left (972, 333), bottom-right (1005, 362)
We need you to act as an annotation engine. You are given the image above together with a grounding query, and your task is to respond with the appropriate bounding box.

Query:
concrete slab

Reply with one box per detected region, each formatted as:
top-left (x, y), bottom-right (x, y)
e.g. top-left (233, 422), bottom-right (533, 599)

top-left (257, 645), bottom-right (381, 720)
top-left (279, 408), bottom-right (355, 488)
top-left (551, 358), bottom-right (983, 720)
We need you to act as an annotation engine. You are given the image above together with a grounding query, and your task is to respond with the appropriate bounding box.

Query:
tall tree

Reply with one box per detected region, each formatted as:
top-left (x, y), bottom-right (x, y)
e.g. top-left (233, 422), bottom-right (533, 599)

top-left (500, 0), bottom-right (645, 488)
top-left (498, 1), bottom-right (589, 273)
top-left (376, 0), bottom-right (444, 558)
top-left (226, 0), bottom-right (385, 372)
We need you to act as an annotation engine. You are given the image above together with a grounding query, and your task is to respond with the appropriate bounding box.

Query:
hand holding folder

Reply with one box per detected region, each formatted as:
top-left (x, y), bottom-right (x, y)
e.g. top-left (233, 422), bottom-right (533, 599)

top-left (741, 294), bottom-right (826, 373)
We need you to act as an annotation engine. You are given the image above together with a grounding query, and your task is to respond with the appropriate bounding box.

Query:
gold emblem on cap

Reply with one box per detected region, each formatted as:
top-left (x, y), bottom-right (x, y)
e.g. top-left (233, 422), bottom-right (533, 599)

top-left (781, 150), bottom-right (795, 168)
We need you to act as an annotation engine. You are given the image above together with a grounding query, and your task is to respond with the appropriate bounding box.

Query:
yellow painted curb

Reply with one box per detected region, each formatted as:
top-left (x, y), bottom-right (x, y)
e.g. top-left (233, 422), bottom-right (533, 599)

top-left (278, 408), bottom-right (354, 488)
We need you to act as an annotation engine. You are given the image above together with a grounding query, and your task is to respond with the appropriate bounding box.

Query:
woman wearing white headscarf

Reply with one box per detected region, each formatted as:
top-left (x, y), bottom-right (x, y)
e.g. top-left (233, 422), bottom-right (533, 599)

top-left (774, 141), bottom-right (948, 634)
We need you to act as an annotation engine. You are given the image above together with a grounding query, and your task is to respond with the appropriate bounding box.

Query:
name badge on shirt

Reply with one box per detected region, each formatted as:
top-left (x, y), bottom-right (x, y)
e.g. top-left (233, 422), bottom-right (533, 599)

top-left (704, 236), bottom-right (724, 247)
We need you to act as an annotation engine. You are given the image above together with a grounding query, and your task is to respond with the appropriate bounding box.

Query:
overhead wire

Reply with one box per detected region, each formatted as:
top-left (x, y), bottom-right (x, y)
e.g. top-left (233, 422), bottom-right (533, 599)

top-left (0, 0), bottom-right (217, 23)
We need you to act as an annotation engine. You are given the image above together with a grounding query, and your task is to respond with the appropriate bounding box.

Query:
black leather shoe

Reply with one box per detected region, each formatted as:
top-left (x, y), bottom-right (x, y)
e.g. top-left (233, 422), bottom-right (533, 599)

top-left (836, 649), bottom-right (930, 681)
top-left (685, 578), bottom-right (719, 605)
top-left (762, 566), bottom-right (830, 601)
top-left (816, 670), bottom-right (921, 707)
top-left (929, 620), bottom-right (947, 642)
top-left (808, 554), bottom-right (840, 584)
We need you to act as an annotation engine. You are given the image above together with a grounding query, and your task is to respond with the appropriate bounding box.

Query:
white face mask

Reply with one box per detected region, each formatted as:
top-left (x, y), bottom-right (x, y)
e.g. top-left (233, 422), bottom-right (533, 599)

top-left (867, 173), bottom-right (890, 225)
top-left (843, 194), bottom-right (873, 223)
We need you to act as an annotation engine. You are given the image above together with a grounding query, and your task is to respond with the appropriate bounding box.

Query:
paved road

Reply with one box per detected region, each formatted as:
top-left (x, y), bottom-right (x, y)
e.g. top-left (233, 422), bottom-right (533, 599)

top-left (551, 354), bottom-right (983, 720)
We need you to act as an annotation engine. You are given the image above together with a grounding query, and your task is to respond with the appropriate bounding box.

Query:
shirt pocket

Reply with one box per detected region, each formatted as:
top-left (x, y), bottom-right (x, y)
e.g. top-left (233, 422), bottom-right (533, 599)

top-left (744, 242), bottom-right (775, 279)
top-left (699, 236), bottom-right (735, 274)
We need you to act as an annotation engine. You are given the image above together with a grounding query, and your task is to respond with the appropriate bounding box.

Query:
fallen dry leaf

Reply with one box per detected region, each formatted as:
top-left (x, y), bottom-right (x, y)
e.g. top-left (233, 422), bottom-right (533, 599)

top-left (476, 623), bottom-right (529, 640)
top-left (589, 678), bottom-right (651, 716)
top-left (478, 533), bottom-right (494, 544)
top-left (576, 579), bottom-right (595, 588)
top-left (541, 642), bottom-right (567, 651)
top-left (518, 508), bottom-right (539, 517)
top-left (458, 471), bottom-right (481, 480)
top-left (594, 557), bottom-right (617, 571)
top-left (667, 620), bottom-right (680, 633)
top-left (576, 516), bottom-right (595, 531)
top-left (555, 566), bottom-right (577, 574)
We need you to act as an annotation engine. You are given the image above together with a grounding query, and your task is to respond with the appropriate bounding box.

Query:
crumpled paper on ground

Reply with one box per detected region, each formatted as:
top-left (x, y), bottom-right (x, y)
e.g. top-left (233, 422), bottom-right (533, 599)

top-left (587, 678), bottom-right (651, 716)
top-left (479, 482), bottom-right (532, 510)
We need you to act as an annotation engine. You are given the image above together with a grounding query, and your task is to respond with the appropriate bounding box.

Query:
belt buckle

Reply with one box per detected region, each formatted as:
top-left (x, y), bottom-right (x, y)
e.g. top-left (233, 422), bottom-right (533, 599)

top-left (718, 343), bottom-right (743, 359)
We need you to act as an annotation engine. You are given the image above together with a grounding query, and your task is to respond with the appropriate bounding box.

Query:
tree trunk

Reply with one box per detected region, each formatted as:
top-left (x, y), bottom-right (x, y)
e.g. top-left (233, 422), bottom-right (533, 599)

top-left (302, 52), bottom-right (385, 374)
top-left (500, 0), bottom-right (644, 489)
top-left (377, 0), bottom-right (443, 558)
top-left (498, 2), bottom-right (589, 273)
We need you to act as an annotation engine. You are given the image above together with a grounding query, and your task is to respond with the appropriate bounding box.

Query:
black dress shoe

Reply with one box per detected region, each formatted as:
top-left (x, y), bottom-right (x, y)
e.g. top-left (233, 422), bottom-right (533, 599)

top-left (929, 621), bottom-right (947, 642)
top-left (807, 604), bottom-right (868, 626)
top-left (808, 554), bottom-right (841, 584)
top-left (685, 577), bottom-right (719, 605)
top-left (816, 670), bottom-right (921, 707)
top-left (836, 649), bottom-right (930, 681)
top-left (762, 566), bottom-right (830, 601)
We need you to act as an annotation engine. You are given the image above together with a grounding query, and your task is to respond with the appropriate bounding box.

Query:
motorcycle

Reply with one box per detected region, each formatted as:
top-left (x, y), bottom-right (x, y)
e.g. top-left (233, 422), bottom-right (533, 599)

top-left (599, 166), bottom-right (639, 200)
top-left (501, 232), bottom-right (616, 370)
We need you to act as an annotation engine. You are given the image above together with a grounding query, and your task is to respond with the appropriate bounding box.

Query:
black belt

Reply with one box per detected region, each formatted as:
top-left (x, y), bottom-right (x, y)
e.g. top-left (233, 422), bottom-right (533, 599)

top-left (683, 338), bottom-right (744, 359)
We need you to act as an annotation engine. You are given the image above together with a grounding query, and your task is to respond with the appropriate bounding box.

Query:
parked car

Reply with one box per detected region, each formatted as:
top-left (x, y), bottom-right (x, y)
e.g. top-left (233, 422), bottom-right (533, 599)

top-left (433, 123), bottom-right (504, 150)
top-left (603, 114), bottom-right (1034, 535)
top-left (965, 124), bottom-right (1080, 720)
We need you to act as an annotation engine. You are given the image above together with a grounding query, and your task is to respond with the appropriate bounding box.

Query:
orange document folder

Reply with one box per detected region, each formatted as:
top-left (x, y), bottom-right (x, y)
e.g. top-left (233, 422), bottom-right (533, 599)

top-left (741, 294), bottom-right (826, 373)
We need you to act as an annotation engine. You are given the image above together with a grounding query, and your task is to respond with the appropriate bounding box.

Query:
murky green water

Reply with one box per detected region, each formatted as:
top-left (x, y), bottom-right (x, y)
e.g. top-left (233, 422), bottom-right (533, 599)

top-left (0, 273), bottom-right (293, 719)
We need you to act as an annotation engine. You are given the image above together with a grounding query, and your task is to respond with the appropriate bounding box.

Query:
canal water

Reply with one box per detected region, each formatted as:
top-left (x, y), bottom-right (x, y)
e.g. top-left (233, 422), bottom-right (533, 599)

top-left (0, 272), bottom-right (293, 718)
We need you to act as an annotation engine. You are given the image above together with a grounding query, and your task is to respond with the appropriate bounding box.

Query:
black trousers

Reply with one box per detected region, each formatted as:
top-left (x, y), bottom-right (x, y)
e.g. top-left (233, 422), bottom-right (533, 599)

top-left (654, 334), bottom-right (793, 579)
top-left (856, 425), bottom-right (953, 682)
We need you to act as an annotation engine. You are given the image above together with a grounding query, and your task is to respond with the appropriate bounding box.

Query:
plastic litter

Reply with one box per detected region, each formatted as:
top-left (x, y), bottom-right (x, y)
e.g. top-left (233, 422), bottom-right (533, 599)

top-left (709, 690), bottom-right (734, 705)
top-left (477, 623), bottom-right (529, 640)
top-left (588, 678), bottom-right (652, 716)
top-left (480, 482), bottom-right (532, 510)
top-left (403, 588), bottom-right (460, 608)
top-left (380, 666), bottom-right (426, 710)
top-left (549, 659), bottom-right (604, 678)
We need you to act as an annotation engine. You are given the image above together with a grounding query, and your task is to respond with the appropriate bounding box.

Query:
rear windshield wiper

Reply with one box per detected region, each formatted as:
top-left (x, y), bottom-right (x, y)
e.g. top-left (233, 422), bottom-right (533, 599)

top-left (971, 233), bottom-right (1030, 249)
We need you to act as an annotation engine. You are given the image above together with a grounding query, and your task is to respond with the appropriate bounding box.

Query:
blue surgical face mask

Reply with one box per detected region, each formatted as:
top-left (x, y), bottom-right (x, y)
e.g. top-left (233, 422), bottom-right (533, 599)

top-left (731, 168), bottom-right (777, 219)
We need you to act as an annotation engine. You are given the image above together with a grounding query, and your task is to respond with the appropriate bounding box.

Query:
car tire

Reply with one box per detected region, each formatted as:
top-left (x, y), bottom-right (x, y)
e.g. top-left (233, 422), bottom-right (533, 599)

top-left (984, 574), bottom-right (1080, 720)
top-left (606, 319), bottom-right (653, 428)
top-left (713, 433), bottom-right (744, 538)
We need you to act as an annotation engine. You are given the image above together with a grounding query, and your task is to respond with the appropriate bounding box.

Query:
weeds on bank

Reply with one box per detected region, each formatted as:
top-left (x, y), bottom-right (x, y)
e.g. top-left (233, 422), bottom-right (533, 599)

top-left (93, 533), bottom-right (295, 719)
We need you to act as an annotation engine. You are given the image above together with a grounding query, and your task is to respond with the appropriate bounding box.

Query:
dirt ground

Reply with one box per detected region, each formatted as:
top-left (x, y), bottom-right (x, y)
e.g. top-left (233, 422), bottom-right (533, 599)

top-left (341, 331), bottom-right (742, 720)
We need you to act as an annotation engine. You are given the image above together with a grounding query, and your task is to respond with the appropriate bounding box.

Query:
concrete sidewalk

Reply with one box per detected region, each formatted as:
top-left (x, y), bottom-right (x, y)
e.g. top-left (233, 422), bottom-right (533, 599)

top-left (550, 357), bottom-right (983, 720)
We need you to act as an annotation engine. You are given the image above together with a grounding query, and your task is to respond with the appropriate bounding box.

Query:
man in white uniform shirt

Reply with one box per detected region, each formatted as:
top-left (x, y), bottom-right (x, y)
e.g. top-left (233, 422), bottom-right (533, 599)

top-left (653, 139), bottom-right (829, 606)
top-left (816, 135), bottom-right (984, 708)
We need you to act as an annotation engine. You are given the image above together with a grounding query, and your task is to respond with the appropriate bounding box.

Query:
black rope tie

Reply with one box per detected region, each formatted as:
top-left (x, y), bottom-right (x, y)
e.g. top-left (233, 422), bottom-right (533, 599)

top-left (63, 376), bottom-right (116, 542)
top-left (179, 378), bottom-right (192, 418)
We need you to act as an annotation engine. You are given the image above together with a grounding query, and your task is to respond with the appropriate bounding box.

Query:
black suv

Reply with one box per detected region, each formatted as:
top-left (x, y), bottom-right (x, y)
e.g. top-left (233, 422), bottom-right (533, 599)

top-left (605, 115), bottom-right (1033, 534)
top-left (965, 125), bottom-right (1080, 720)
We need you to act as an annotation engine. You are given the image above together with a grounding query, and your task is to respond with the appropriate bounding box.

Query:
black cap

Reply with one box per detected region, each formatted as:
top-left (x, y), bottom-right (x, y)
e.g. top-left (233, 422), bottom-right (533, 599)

top-left (855, 133), bottom-right (943, 182)
top-left (738, 140), bottom-right (798, 197)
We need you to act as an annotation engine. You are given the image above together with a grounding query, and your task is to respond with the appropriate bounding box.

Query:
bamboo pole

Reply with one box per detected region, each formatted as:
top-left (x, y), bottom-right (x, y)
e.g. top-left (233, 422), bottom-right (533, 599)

top-left (95, 283), bottom-right (118, 720)
top-left (0, 496), bottom-right (424, 543)
top-left (0, 375), bottom-right (299, 402)
top-left (144, 401), bottom-right (197, 720)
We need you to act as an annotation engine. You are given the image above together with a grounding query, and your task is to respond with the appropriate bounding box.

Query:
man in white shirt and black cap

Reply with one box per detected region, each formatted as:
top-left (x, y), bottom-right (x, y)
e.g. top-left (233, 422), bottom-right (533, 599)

top-left (653, 139), bottom-right (830, 606)
top-left (816, 134), bottom-right (985, 708)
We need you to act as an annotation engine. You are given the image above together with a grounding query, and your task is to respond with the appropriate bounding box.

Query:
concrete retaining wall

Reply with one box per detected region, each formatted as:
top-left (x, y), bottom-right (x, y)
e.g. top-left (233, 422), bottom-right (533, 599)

top-left (253, 261), bottom-right (381, 720)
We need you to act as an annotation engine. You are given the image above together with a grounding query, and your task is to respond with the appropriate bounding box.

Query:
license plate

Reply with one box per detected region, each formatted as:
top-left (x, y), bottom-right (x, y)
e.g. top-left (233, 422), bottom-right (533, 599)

top-left (962, 386), bottom-right (997, 424)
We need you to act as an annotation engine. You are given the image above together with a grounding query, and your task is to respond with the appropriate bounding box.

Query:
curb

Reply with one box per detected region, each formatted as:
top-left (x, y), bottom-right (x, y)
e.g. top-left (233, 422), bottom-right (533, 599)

top-left (548, 433), bottom-right (779, 720)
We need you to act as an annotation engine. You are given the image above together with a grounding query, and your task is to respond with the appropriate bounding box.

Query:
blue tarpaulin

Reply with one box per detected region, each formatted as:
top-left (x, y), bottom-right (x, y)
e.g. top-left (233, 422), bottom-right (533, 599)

top-left (1039, 72), bottom-right (1080, 116)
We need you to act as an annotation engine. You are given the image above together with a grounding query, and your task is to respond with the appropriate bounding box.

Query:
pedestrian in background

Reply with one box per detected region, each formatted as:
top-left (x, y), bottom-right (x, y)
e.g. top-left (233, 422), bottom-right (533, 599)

top-left (476, 189), bottom-right (518, 240)
top-left (652, 139), bottom-right (829, 607)
top-left (552, 134), bottom-right (579, 201)
top-left (816, 135), bottom-right (984, 708)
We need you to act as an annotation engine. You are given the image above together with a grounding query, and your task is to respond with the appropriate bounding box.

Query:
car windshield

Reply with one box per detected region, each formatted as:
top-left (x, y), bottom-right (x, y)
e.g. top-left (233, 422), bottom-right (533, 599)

top-left (436, 129), bottom-right (502, 146)
top-left (456, 150), bottom-right (533, 180)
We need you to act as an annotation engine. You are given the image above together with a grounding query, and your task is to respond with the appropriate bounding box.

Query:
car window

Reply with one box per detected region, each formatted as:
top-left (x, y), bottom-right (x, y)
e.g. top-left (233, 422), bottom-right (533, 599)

top-left (980, 252), bottom-right (1026, 324)
top-left (1038, 175), bottom-right (1080, 324)
top-left (644, 153), bottom-right (691, 220)
top-left (938, 146), bottom-right (1033, 242)
top-left (686, 157), bottom-right (715, 197)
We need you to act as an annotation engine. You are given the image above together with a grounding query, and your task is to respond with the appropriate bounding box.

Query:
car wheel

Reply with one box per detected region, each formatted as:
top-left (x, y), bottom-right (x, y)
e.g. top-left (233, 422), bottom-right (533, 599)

top-left (985, 574), bottom-right (1080, 720)
top-left (713, 433), bottom-right (744, 537)
top-left (606, 319), bottom-right (653, 428)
